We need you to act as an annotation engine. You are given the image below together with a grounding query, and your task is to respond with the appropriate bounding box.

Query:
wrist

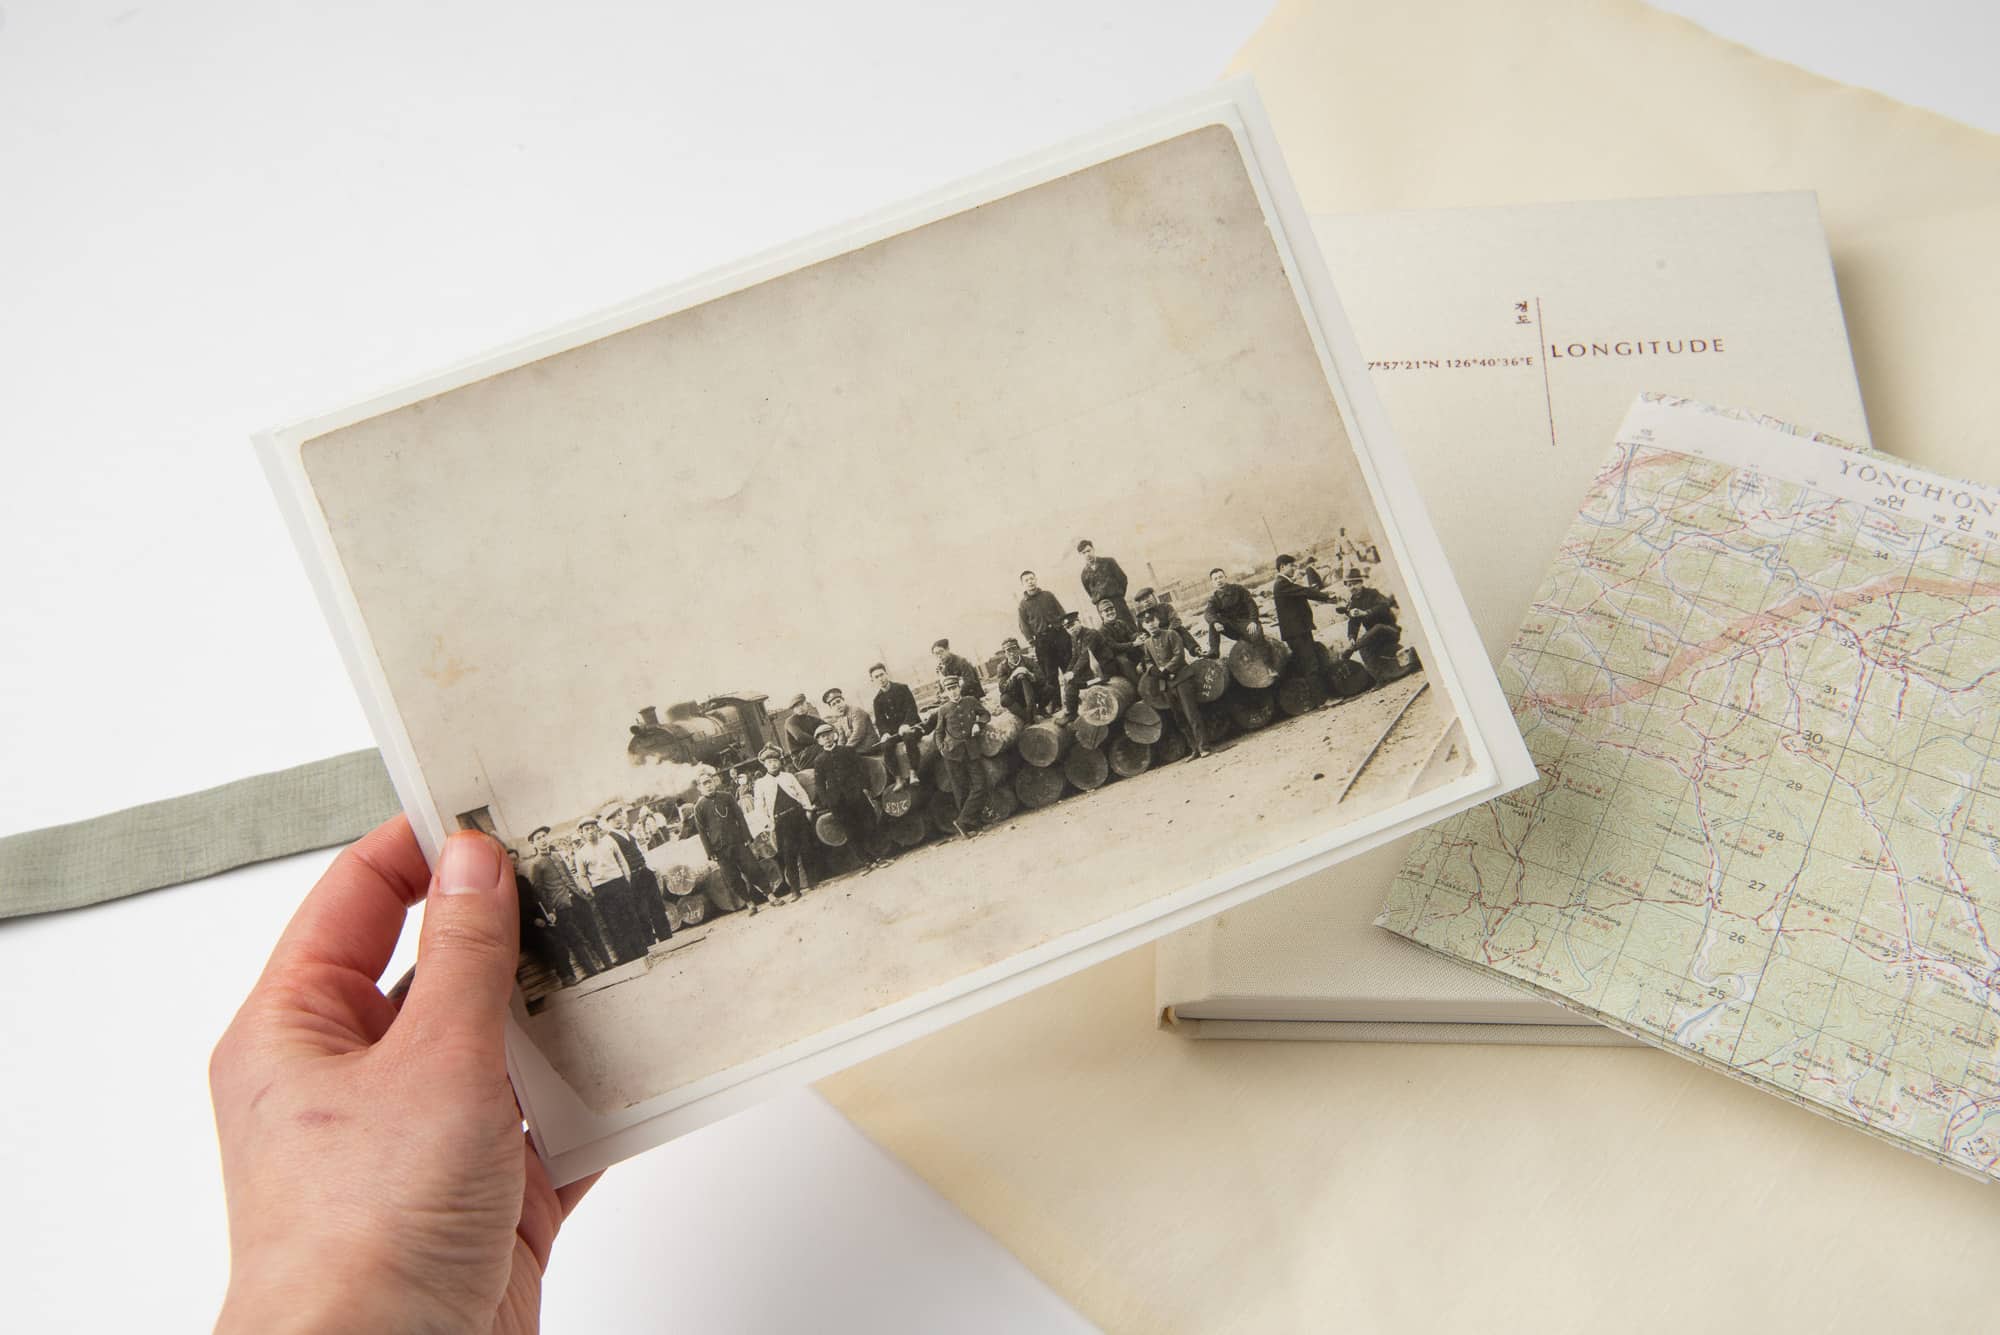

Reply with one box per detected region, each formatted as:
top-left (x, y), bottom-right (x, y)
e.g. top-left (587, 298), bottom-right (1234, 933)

top-left (220, 1237), bottom-right (445, 1335)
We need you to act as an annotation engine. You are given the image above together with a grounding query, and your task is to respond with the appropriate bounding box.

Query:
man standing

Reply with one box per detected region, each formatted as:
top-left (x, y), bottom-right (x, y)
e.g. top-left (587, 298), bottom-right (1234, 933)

top-left (869, 662), bottom-right (924, 789)
top-left (691, 766), bottom-right (774, 916)
top-left (995, 637), bottom-right (1044, 722)
top-left (521, 825), bottom-right (613, 984)
top-left (1203, 566), bottom-right (1275, 667)
top-left (1136, 603), bottom-right (1210, 761)
top-left (821, 686), bottom-right (881, 752)
top-left (811, 721), bottom-right (886, 869)
top-left (572, 816), bottom-right (646, 963)
top-left (931, 638), bottom-right (984, 699)
top-left (750, 746), bottom-right (816, 898)
top-left (1271, 553), bottom-right (1341, 690)
top-left (1075, 539), bottom-right (1132, 625)
top-left (605, 809), bottom-right (673, 947)
top-left (1016, 570), bottom-right (1070, 708)
top-left (926, 674), bottom-right (992, 837)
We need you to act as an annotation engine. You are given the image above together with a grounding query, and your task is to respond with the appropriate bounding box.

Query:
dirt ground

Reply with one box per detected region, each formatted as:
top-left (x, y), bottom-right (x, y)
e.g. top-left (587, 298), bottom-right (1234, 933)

top-left (524, 672), bottom-right (1458, 1110)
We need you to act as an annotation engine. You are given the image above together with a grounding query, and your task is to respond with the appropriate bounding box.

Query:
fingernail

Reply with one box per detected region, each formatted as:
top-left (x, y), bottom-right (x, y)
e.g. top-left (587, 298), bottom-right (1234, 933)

top-left (439, 831), bottom-right (502, 896)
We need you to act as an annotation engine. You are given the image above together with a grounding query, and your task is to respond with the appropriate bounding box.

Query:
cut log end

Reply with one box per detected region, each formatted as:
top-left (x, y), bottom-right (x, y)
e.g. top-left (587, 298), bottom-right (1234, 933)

top-left (1017, 720), bottom-right (1073, 767)
top-left (1107, 736), bottom-right (1154, 778)
top-left (1064, 744), bottom-right (1110, 790)
top-left (813, 812), bottom-right (848, 846)
top-left (1014, 764), bottom-right (1067, 808)
top-left (1076, 677), bottom-right (1138, 726)
top-left (1276, 675), bottom-right (1322, 717)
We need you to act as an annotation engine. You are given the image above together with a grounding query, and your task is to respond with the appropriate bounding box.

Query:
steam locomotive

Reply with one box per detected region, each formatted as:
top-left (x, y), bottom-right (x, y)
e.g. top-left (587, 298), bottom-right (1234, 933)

top-left (626, 694), bottom-right (782, 772)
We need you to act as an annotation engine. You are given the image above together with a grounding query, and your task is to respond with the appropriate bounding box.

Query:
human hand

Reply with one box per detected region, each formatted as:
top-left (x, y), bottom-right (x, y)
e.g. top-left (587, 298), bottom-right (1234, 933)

top-left (210, 817), bottom-right (597, 1334)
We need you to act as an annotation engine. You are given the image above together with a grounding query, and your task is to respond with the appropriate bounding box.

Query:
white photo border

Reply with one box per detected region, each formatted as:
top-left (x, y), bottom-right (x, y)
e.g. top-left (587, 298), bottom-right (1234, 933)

top-left (257, 77), bottom-right (1536, 1185)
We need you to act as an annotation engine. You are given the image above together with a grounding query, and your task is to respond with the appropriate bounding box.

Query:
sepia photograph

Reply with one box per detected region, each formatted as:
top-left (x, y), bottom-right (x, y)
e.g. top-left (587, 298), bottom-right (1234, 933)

top-left (270, 98), bottom-right (1523, 1157)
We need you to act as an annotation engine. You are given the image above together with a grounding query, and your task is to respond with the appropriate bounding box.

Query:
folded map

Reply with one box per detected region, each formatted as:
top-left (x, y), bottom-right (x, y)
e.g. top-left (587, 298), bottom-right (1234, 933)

top-left (1381, 393), bottom-right (2000, 1179)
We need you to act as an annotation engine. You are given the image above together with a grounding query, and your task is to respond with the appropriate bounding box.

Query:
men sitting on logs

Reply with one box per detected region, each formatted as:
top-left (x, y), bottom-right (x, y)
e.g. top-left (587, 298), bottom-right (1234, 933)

top-left (750, 745), bottom-right (817, 898)
top-left (691, 766), bottom-right (778, 914)
top-left (926, 673), bottom-right (992, 838)
top-left (1076, 538), bottom-right (1133, 625)
top-left (1137, 603), bottom-right (1211, 761)
top-left (869, 662), bottom-right (925, 790)
top-left (931, 637), bottom-right (985, 699)
top-left (1016, 570), bottom-right (1071, 713)
top-left (1202, 566), bottom-right (1276, 668)
top-left (812, 720), bottom-right (887, 871)
top-left (1270, 553), bottom-right (1342, 694)
top-left (996, 636), bottom-right (1047, 722)
top-left (822, 686), bottom-right (880, 752)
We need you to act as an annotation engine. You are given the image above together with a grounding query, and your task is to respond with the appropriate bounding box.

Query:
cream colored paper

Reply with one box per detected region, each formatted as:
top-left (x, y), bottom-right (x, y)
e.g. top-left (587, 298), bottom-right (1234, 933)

top-left (1160, 191), bottom-right (1871, 1034)
top-left (819, 4), bottom-right (2000, 1332)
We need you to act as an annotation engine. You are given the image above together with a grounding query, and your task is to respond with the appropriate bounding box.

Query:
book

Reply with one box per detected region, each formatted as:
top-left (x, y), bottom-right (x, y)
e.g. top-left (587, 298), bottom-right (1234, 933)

top-left (1159, 191), bottom-right (1872, 1040)
top-left (255, 82), bottom-right (1534, 1181)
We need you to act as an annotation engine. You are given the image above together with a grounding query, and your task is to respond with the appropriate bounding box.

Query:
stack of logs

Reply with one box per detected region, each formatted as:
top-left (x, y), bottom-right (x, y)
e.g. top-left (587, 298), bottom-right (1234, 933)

top-left (802, 637), bottom-right (1378, 853)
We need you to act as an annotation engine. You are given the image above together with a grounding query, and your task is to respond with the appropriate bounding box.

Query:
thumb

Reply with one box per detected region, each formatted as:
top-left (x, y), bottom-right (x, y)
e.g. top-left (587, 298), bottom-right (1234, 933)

top-left (396, 830), bottom-right (520, 1058)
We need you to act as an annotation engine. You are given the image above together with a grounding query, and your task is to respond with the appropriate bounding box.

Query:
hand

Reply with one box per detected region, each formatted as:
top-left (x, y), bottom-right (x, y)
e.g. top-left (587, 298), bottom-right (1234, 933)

top-left (210, 817), bottom-right (597, 1334)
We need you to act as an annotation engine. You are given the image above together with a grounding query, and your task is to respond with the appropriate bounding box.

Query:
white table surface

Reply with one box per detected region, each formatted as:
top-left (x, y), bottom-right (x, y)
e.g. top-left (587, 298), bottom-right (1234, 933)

top-left (3, 2), bottom-right (1994, 1330)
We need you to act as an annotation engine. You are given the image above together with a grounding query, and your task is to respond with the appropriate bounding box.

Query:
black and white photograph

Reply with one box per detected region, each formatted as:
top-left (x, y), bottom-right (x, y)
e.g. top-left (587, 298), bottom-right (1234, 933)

top-left (268, 96), bottom-right (1526, 1159)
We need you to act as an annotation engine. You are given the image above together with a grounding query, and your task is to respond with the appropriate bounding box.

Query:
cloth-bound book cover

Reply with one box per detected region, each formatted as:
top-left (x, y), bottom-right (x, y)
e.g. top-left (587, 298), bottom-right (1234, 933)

top-left (1160, 191), bottom-right (1872, 1040)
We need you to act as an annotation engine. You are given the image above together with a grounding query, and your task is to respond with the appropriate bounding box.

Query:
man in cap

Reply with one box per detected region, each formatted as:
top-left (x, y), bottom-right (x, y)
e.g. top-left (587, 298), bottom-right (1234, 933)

top-left (1069, 596), bottom-right (1142, 689)
top-left (1075, 539), bottom-right (1132, 627)
top-left (781, 693), bottom-right (824, 757)
top-left (931, 638), bottom-right (984, 700)
top-left (1136, 603), bottom-right (1210, 761)
top-left (822, 686), bottom-right (881, 752)
top-left (995, 636), bottom-right (1045, 723)
top-left (1341, 566), bottom-right (1392, 642)
top-left (926, 673), bottom-right (992, 837)
top-left (749, 746), bottom-right (815, 899)
top-left (605, 809), bottom-right (673, 947)
top-left (1340, 567), bottom-right (1413, 680)
top-left (1132, 586), bottom-right (1185, 629)
top-left (1203, 566), bottom-right (1276, 668)
top-left (1271, 553), bottom-right (1341, 693)
top-left (868, 662), bottom-right (924, 789)
top-left (811, 721), bottom-right (886, 870)
top-left (520, 825), bottom-right (614, 984)
top-left (572, 816), bottom-right (647, 962)
top-left (691, 765), bottom-right (774, 915)
top-left (1016, 570), bottom-right (1071, 709)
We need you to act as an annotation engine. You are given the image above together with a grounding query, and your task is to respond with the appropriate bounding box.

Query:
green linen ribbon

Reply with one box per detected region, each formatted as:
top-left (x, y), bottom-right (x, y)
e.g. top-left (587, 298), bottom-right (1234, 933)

top-left (0, 750), bottom-right (399, 919)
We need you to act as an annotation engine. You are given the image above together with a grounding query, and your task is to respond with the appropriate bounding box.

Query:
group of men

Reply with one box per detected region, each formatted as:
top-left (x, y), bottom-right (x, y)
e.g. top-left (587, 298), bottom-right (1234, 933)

top-left (767, 536), bottom-right (1398, 839)
top-left (514, 807), bottom-right (678, 986)
top-left (519, 535), bottom-right (1401, 988)
top-left (992, 540), bottom-right (1394, 762)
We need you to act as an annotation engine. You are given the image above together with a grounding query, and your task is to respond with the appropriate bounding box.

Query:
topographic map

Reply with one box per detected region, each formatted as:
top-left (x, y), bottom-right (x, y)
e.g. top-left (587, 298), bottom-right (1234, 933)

top-left (1380, 395), bottom-right (2000, 1177)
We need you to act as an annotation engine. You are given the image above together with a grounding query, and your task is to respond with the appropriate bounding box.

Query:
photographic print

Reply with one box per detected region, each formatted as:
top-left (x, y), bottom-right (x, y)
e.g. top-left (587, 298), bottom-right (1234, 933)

top-left (262, 86), bottom-right (1532, 1177)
